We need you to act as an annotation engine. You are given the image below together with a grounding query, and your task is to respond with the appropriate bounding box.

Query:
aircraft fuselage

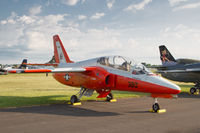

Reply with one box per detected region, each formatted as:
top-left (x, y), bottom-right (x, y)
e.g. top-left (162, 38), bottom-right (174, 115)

top-left (53, 56), bottom-right (180, 97)
top-left (162, 63), bottom-right (200, 83)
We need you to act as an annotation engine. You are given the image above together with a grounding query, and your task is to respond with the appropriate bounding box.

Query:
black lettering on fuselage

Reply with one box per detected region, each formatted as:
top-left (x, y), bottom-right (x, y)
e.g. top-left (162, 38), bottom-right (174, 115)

top-left (128, 81), bottom-right (138, 88)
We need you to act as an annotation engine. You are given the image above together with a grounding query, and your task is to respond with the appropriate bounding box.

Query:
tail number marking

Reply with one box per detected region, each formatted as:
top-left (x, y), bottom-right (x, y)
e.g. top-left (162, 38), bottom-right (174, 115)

top-left (128, 81), bottom-right (138, 88)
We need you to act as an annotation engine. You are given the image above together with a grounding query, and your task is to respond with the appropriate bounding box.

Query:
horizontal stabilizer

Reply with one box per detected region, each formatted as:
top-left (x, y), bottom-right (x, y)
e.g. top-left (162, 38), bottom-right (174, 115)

top-left (8, 69), bottom-right (51, 73)
top-left (8, 67), bottom-right (97, 73)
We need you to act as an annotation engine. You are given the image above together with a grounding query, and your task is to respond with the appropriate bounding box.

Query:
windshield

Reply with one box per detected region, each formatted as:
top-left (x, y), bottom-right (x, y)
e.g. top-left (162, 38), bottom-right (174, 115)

top-left (97, 56), bottom-right (150, 75)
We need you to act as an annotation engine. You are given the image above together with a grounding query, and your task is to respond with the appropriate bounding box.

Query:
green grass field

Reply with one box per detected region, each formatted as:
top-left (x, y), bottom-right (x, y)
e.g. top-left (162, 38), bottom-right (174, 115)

top-left (0, 74), bottom-right (144, 108)
top-left (175, 82), bottom-right (194, 93)
top-left (0, 74), bottom-right (194, 108)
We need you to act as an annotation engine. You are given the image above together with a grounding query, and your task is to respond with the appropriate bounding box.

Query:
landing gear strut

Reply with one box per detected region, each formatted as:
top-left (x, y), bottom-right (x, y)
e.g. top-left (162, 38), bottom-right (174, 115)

top-left (152, 98), bottom-right (160, 112)
top-left (70, 87), bottom-right (94, 104)
top-left (106, 93), bottom-right (113, 102)
top-left (190, 82), bottom-right (200, 94)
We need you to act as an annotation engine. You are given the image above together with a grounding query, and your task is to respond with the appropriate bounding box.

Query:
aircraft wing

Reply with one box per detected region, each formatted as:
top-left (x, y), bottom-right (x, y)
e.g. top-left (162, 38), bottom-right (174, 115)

top-left (8, 67), bottom-right (96, 73)
top-left (157, 68), bottom-right (200, 73)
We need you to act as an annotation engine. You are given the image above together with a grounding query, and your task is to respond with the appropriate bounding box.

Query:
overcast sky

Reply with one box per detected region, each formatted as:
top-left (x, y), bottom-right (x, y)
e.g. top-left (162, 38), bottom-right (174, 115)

top-left (1, 0), bottom-right (200, 64)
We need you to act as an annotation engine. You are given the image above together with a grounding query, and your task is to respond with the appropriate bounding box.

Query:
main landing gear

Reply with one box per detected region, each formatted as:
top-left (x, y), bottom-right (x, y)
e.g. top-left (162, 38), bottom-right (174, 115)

top-left (190, 82), bottom-right (200, 94)
top-left (69, 88), bottom-right (116, 105)
top-left (70, 95), bottom-right (79, 104)
top-left (69, 87), bottom-right (94, 104)
top-left (106, 93), bottom-right (117, 102)
top-left (106, 93), bottom-right (113, 102)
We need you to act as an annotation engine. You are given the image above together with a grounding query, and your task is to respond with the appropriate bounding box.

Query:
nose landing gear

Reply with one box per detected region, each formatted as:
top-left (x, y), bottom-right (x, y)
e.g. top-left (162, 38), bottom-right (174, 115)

top-left (150, 98), bottom-right (166, 113)
top-left (152, 98), bottom-right (160, 112)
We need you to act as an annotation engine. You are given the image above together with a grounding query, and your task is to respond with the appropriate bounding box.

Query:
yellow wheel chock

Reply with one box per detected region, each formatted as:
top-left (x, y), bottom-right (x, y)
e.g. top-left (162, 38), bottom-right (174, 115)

top-left (67, 102), bottom-right (82, 106)
top-left (149, 109), bottom-right (166, 113)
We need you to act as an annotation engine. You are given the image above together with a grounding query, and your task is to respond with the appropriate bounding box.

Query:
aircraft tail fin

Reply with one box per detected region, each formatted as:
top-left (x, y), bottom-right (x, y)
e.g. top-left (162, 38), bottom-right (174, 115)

top-left (18, 59), bottom-right (27, 69)
top-left (53, 35), bottom-right (73, 64)
top-left (159, 45), bottom-right (177, 66)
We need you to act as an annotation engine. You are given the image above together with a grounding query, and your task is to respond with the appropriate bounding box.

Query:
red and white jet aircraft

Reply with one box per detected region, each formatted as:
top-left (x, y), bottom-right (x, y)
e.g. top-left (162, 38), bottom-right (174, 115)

top-left (11, 35), bottom-right (181, 112)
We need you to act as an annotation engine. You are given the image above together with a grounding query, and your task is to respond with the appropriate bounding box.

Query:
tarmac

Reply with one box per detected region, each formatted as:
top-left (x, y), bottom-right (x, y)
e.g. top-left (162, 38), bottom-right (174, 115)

top-left (1, 93), bottom-right (200, 133)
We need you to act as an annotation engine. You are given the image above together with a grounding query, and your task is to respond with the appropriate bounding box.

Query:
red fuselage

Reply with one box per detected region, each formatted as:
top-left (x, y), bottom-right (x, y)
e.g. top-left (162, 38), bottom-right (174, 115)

top-left (53, 66), bottom-right (180, 98)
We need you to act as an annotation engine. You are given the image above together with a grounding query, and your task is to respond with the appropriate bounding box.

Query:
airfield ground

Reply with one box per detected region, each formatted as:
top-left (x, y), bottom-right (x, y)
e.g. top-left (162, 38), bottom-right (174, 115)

top-left (0, 74), bottom-right (199, 133)
top-left (1, 94), bottom-right (200, 133)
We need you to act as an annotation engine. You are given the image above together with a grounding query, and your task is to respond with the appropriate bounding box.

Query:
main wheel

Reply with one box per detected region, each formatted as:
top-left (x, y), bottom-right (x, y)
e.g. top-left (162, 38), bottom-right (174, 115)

top-left (152, 103), bottom-right (160, 112)
top-left (70, 95), bottom-right (78, 104)
top-left (106, 93), bottom-right (113, 101)
top-left (190, 87), bottom-right (196, 94)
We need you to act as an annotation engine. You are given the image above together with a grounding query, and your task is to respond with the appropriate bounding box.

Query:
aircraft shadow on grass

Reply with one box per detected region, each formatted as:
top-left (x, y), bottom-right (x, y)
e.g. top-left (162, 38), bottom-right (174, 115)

top-left (0, 95), bottom-right (120, 117)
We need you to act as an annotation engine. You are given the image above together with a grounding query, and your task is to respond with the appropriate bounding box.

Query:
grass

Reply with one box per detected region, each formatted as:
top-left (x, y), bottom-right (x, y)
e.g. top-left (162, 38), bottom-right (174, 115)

top-left (0, 73), bottom-right (142, 108)
top-left (0, 74), bottom-right (194, 108)
top-left (174, 82), bottom-right (194, 93)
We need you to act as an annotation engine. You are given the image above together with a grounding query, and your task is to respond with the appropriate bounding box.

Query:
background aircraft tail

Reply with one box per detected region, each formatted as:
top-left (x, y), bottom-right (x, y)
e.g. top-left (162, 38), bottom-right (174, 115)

top-left (18, 59), bottom-right (27, 69)
top-left (159, 45), bottom-right (177, 66)
top-left (53, 35), bottom-right (73, 64)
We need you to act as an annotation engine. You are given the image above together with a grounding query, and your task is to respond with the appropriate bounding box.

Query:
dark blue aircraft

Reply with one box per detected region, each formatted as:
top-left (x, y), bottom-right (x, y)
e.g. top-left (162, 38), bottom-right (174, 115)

top-left (157, 45), bottom-right (200, 94)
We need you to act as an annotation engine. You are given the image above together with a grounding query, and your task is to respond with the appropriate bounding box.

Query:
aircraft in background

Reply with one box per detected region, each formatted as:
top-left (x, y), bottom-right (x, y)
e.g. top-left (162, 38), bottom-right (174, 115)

top-left (157, 45), bottom-right (200, 94)
top-left (10, 35), bottom-right (181, 112)
top-left (0, 68), bottom-right (7, 75)
top-left (1, 59), bottom-right (27, 73)
top-left (24, 56), bottom-right (58, 67)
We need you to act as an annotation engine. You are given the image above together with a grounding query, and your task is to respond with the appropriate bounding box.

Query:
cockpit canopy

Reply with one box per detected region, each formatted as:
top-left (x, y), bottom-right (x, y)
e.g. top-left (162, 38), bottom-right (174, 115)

top-left (97, 56), bottom-right (151, 75)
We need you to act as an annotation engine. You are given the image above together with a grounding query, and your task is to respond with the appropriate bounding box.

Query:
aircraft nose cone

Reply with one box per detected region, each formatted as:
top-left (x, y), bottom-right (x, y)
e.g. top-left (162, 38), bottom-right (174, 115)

top-left (170, 83), bottom-right (181, 94)
top-left (160, 78), bottom-right (181, 94)
top-left (148, 76), bottom-right (181, 94)
top-left (159, 79), bottom-right (181, 94)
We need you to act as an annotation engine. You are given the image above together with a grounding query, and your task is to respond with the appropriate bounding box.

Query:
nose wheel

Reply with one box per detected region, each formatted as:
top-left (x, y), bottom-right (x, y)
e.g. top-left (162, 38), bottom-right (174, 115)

top-left (151, 98), bottom-right (165, 113)
top-left (152, 103), bottom-right (160, 112)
